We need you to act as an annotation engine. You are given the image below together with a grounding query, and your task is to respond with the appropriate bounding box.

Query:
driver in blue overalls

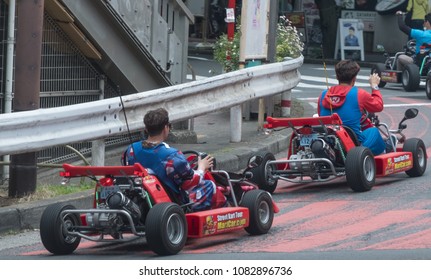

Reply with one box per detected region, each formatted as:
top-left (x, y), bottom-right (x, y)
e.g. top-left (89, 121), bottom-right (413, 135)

top-left (317, 60), bottom-right (386, 155)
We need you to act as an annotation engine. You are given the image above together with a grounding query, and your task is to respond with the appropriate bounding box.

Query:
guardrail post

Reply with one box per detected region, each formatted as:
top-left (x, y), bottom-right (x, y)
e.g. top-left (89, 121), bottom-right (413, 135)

top-left (91, 76), bottom-right (106, 166)
top-left (281, 89), bottom-right (292, 117)
top-left (230, 105), bottom-right (242, 142)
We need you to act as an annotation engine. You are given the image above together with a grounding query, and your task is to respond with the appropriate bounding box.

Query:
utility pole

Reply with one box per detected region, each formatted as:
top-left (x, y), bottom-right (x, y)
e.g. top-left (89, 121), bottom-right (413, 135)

top-left (9, 0), bottom-right (44, 197)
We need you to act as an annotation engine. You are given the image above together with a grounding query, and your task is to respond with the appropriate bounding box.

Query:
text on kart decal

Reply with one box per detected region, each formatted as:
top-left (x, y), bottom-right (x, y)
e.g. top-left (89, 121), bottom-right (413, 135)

top-left (385, 155), bottom-right (412, 175)
top-left (202, 211), bottom-right (247, 235)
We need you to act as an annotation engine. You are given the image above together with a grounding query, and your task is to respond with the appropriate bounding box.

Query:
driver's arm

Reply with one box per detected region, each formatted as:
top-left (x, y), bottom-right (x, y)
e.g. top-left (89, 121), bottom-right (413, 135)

top-left (168, 152), bottom-right (213, 191)
top-left (397, 11), bottom-right (411, 36)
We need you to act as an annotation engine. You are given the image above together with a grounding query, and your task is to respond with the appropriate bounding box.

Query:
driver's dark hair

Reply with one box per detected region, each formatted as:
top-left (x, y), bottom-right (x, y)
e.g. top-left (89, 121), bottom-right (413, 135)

top-left (425, 13), bottom-right (431, 24)
top-left (335, 60), bottom-right (360, 84)
top-left (143, 108), bottom-right (170, 136)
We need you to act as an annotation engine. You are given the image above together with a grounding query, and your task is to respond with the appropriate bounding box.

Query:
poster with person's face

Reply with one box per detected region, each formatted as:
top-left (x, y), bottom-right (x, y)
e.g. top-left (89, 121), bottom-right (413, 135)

top-left (341, 20), bottom-right (363, 48)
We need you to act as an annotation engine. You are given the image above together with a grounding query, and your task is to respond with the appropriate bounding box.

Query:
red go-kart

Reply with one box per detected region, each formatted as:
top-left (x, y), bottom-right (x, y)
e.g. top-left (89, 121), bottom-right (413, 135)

top-left (39, 152), bottom-right (278, 256)
top-left (249, 108), bottom-right (427, 193)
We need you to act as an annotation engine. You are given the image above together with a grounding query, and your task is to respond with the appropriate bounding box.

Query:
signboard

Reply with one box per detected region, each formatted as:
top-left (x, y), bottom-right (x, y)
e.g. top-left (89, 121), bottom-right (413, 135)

top-left (239, 0), bottom-right (270, 60)
top-left (341, 10), bottom-right (377, 32)
top-left (286, 12), bottom-right (306, 42)
top-left (334, 19), bottom-right (365, 61)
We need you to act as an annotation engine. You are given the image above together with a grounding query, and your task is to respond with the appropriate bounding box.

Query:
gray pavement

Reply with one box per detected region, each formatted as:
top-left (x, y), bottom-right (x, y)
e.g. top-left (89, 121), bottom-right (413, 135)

top-left (0, 98), bottom-right (314, 234)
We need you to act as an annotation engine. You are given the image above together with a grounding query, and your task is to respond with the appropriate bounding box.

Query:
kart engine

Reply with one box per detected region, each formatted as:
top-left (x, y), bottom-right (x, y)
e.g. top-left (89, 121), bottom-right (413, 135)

top-left (85, 191), bottom-right (143, 229)
top-left (289, 137), bottom-right (336, 171)
top-left (106, 192), bottom-right (142, 223)
top-left (310, 138), bottom-right (336, 162)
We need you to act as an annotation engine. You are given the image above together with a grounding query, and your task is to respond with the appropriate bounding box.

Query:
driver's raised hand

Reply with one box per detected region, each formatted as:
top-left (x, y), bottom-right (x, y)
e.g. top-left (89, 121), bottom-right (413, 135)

top-left (198, 155), bottom-right (214, 171)
top-left (369, 73), bottom-right (381, 88)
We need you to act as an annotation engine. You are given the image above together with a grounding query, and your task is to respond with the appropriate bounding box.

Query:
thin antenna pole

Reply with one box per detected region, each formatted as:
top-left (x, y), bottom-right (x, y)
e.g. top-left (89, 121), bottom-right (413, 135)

top-left (321, 44), bottom-right (333, 114)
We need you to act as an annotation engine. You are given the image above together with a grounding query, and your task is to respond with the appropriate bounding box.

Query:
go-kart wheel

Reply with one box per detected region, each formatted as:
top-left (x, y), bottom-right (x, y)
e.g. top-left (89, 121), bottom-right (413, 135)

top-left (40, 203), bottom-right (81, 255)
top-left (145, 203), bottom-right (187, 256)
top-left (402, 64), bottom-right (420, 92)
top-left (182, 150), bottom-right (216, 170)
top-left (426, 72), bottom-right (431, 100)
top-left (371, 63), bottom-right (387, 88)
top-left (345, 146), bottom-right (376, 192)
top-left (403, 138), bottom-right (427, 177)
top-left (248, 152), bottom-right (278, 193)
top-left (240, 190), bottom-right (274, 235)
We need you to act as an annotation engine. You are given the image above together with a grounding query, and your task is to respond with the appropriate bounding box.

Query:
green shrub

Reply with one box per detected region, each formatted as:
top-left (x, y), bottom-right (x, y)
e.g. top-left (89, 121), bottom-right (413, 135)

top-left (213, 16), bottom-right (304, 71)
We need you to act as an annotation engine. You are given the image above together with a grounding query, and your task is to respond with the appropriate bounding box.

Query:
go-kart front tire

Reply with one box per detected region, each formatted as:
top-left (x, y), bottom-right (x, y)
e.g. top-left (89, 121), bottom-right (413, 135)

top-left (403, 138), bottom-right (427, 177)
top-left (145, 203), bottom-right (187, 256)
top-left (240, 190), bottom-right (274, 235)
top-left (40, 203), bottom-right (81, 255)
top-left (402, 64), bottom-right (420, 92)
top-left (249, 152), bottom-right (278, 193)
top-left (371, 63), bottom-right (387, 88)
top-left (345, 146), bottom-right (376, 192)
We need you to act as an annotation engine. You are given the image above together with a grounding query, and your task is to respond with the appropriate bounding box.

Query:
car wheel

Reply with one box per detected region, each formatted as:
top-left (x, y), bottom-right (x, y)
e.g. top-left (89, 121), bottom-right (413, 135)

top-left (240, 190), bottom-right (274, 235)
top-left (403, 138), bottom-right (427, 177)
top-left (371, 63), bottom-right (387, 88)
top-left (426, 72), bottom-right (431, 100)
top-left (402, 64), bottom-right (420, 92)
top-left (40, 203), bottom-right (81, 255)
top-left (345, 146), bottom-right (376, 192)
top-left (248, 152), bottom-right (278, 193)
top-left (145, 203), bottom-right (187, 256)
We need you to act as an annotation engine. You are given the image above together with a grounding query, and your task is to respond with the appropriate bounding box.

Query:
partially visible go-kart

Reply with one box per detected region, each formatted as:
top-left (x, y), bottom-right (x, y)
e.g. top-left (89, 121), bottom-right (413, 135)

top-left (250, 108), bottom-right (427, 193)
top-left (371, 40), bottom-right (431, 95)
top-left (39, 152), bottom-right (278, 256)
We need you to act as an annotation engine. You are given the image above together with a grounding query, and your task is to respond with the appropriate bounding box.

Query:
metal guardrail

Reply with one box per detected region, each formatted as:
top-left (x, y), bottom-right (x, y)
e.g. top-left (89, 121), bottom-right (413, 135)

top-left (0, 56), bottom-right (303, 156)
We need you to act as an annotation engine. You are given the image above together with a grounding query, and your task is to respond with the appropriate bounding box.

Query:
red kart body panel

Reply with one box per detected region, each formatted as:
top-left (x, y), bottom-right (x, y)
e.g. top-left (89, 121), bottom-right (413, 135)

top-left (266, 114), bottom-right (343, 128)
top-left (374, 151), bottom-right (413, 176)
top-left (186, 207), bottom-right (249, 238)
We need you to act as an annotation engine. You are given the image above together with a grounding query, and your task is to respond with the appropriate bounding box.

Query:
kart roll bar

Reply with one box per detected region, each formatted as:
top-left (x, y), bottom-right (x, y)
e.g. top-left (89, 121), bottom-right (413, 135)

top-left (265, 114), bottom-right (343, 129)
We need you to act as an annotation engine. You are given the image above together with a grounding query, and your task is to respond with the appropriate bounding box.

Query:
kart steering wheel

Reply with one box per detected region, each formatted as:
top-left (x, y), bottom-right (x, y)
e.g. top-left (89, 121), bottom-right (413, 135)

top-left (182, 150), bottom-right (216, 170)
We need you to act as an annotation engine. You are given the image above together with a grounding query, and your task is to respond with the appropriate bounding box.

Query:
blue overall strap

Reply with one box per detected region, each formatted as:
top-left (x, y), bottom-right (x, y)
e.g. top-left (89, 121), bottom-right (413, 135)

top-left (319, 87), bottom-right (364, 142)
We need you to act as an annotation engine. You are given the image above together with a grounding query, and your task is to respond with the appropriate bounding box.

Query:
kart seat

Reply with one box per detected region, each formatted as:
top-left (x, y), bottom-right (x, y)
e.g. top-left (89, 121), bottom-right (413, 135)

top-left (342, 125), bottom-right (361, 146)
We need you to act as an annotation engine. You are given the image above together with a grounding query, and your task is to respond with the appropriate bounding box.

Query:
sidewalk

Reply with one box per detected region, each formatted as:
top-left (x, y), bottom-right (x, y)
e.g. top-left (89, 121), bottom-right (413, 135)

top-left (0, 98), bottom-right (314, 234)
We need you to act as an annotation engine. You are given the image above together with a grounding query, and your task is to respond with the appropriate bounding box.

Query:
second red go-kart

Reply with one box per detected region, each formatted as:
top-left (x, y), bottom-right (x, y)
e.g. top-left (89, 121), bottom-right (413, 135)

top-left (249, 108), bottom-right (427, 193)
top-left (39, 152), bottom-right (279, 256)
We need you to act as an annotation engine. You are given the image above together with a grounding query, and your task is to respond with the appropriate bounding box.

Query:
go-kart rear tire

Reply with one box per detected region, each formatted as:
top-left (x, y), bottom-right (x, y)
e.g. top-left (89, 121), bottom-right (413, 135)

top-left (403, 138), bottom-right (427, 177)
top-left (345, 146), bottom-right (376, 192)
top-left (240, 190), bottom-right (274, 235)
top-left (426, 73), bottom-right (431, 100)
top-left (402, 64), bottom-right (420, 92)
top-left (248, 152), bottom-right (278, 193)
top-left (371, 63), bottom-right (387, 88)
top-left (40, 203), bottom-right (81, 255)
top-left (145, 203), bottom-right (187, 256)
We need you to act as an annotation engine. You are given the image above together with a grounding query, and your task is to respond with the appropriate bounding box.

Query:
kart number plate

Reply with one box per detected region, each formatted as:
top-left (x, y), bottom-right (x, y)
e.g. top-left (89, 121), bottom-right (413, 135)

top-left (300, 134), bottom-right (318, 146)
top-left (99, 185), bottom-right (120, 199)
